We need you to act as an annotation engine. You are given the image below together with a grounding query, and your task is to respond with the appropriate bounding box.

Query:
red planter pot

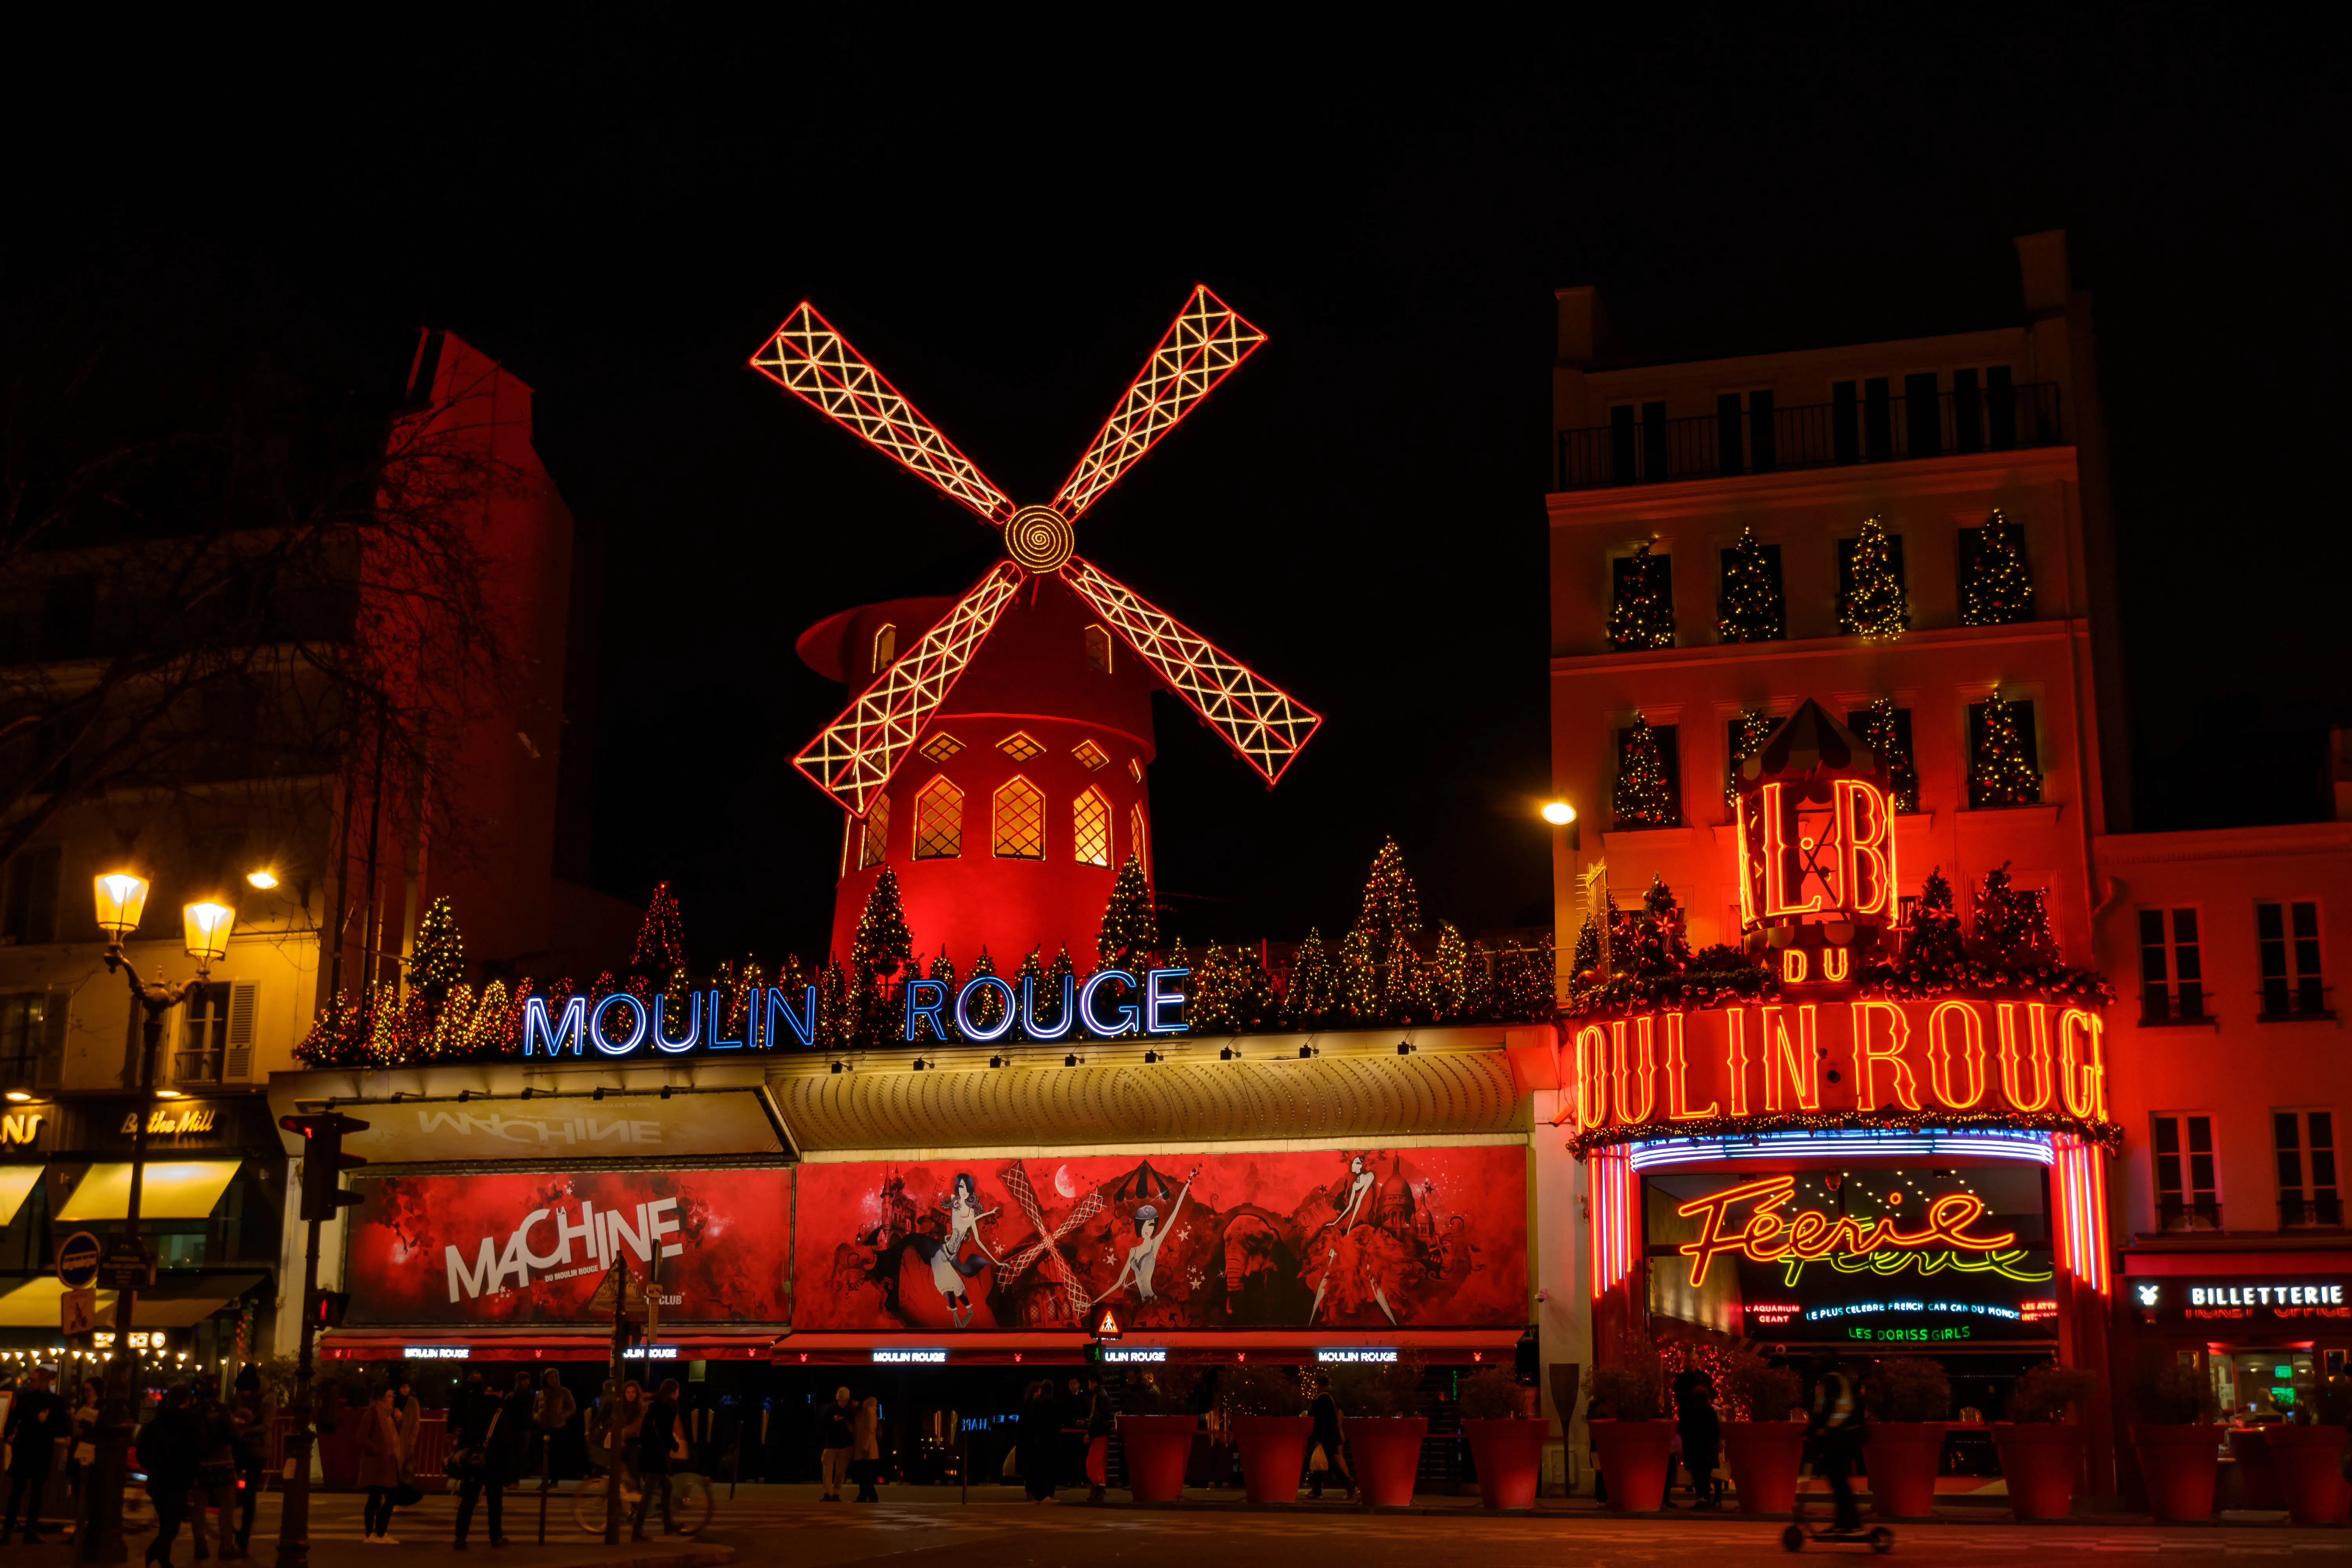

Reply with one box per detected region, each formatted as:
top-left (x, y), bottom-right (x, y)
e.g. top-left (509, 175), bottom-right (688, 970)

top-left (2265, 1425), bottom-right (2351, 1526)
top-left (1117, 1414), bottom-right (1199, 1504)
top-left (1991, 1423), bottom-right (2084, 1521)
top-left (1859, 1422), bottom-right (1946, 1519)
top-left (1720, 1421), bottom-right (1806, 1515)
top-left (1234, 1414), bottom-right (1313, 1504)
top-left (316, 1416), bottom-right (362, 1491)
top-left (1347, 1417), bottom-right (1429, 1508)
top-left (1590, 1419), bottom-right (1676, 1514)
top-left (1463, 1417), bottom-right (1550, 1509)
top-left (2131, 1425), bottom-right (2221, 1523)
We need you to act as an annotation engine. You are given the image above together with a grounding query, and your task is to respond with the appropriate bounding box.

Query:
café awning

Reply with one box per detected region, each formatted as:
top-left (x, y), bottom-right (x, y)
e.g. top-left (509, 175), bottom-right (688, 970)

top-left (0, 1166), bottom-right (40, 1227)
top-left (0, 1277), bottom-right (117, 1328)
top-left (54, 1161), bottom-right (241, 1221)
top-left (100, 1274), bottom-right (267, 1328)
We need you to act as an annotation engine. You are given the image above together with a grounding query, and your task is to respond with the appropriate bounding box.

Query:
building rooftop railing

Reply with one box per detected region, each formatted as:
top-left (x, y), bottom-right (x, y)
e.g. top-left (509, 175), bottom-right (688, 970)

top-left (1554, 380), bottom-right (2063, 492)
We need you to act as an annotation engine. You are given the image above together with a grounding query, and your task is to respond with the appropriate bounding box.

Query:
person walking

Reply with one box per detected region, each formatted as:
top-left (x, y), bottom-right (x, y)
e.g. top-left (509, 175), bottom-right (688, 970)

top-left (2, 1364), bottom-right (64, 1544)
top-left (71, 1377), bottom-right (103, 1524)
top-left (227, 1369), bottom-right (272, 1554)
top-left (191, 1389), bottom-right (243, 1559)
top-left (818, 1387), bottom-right (854, 1501)
top-left (631, 1379), bottom-right (682, 1538)
top-left (1307, 1381), bottom-right (1353, 1500)
top-left (392, 1377), bottom-right (422, 1486)
top-left (141, 1387), bottom-right (200, 1567)
top-left (356, 1386), bottom-right (403, 1545)
top-left (850, 1395), bottom-right (882, 1503)
top-left (534, 1370), bottom-right (577, 1488)
top-left (1017, 1381), bottom-right (1058, 1504)
top-left (1805, 1356), bottom-right (1866, 1535)
top-left (451, 1368), bottom-right (518, 1549)
top-left (1082, 1372), bottom-right (1115, 1504)
top-left (1675, 1372), bottom-right (1722, 1510)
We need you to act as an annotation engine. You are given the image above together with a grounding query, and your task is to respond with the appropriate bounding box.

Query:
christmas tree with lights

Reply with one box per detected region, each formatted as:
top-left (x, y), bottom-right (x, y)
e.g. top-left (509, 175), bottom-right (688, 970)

top-left (1725, 708), bottom-right (1775, 812)
top-left (1970, 862), bottom-right (2060, 968)
top-left (632, 880), bottom-right (686, 977)
top-left (1608, 541), bottom-right (1675, 651)
top-left (1334, 926), bottom-right (1378, 1022)
top-left (1840, 517), bottom-right (1908, 642)
top-left (1716, 525), bottom-right (1784, 643)
top-left (848, 868), bottom-right (915, 1046)
top-left (1613, 716), bottom-right (1677, 828)
top-left (1858, 696), bottom-right (1920, 813)
top-left (1627, 875), bottom-right (1693, 977)
top-left (408, 895), bottom-right (464, 1004)
top-left (1353, 837), bottom-right (1424, 1016)
top-left (1428, 923), bottom-right (1469, 1020)
top-left (1096, 853), bottom-right (1158, 973)
top-left (1969, 688), bottom-right (2040, 807)
top-left (1960, 510), bottom-right (2033, 626)
top-left (1227, 947), bottom-right (1279, 1033)
top-left (964, 947), bottom-right (1005, 1036)
top-left (1010, 947), bottom-right (1046, 1039)
top-left (1571, 915), bottom-right (1601, 980)
top-left (1902, 867), bottom-right (1968, 975)
top-left (1463, 938), bottom-right (1496, 1018)
top-left (1282, 930), bottom-right (1332, 1030)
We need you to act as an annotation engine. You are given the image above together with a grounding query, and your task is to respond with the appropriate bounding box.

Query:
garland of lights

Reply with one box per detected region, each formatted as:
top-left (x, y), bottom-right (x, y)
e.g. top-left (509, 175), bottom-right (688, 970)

top-left (1570, 1105), bottom-right (2123, 1160)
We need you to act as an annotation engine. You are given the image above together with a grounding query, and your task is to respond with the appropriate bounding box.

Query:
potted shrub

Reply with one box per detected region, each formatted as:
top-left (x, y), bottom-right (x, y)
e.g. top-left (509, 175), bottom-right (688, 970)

top-left (1221, 1362), bottom-right (1312, 1505)
top-left (1457, 1366), bottom-right (1546, 1510)
top-left (1993, 1363), bottom-right (2099, 1520)
top-left (2265, 1376), bottom-right (2352, 1526)
top-left (1718, 1352), bottom-right (1805, 1515)
top-left (2130, 1361), bottom-right (2221, 1523)
top-left (1584, 1357), bottom-right (1673, 1513)
top-left (1324, 1354), bottom-right (1428, 1507)
top-left (1860, 1357), bottom-right (1949, 1519)
top-left (1116, 1365), bottom-right (1203, 1504)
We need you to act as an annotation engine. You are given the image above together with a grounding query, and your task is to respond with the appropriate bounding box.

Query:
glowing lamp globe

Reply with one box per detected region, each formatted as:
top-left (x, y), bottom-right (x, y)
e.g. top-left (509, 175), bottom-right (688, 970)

top-left (182, 901), bottom-right (236, 969)
top-left (245, 869), bottom-right (279, 890)
top-left (93, 872), bottom-right (151, 942)
top-left (1541, 801), bottom-right (1577, 826)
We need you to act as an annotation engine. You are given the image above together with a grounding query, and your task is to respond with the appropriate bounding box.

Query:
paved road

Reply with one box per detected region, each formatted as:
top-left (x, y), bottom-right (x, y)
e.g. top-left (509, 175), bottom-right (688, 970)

top-left (7, 1486), bottom-right (2344, 1568)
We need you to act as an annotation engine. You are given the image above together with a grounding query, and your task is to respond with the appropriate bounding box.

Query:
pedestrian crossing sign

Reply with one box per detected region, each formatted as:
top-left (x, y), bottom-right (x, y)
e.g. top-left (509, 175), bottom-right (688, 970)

top-left (1093, 1307), bottom-right (1123, 1340)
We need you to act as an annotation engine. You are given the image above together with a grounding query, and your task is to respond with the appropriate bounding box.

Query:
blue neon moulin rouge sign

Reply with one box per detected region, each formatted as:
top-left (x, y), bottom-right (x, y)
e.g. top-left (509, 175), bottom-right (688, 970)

top-left (519, 968), bottom-right (1190, 1058)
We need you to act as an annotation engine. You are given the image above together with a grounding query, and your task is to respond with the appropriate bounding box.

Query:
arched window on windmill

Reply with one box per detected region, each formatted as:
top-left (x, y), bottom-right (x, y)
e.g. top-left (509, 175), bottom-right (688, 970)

top-left (858, 792), bottom-right (891, 869)
top-left (872, 622), bottom-right (897, 673)
top-left (1072, 787), bottom-right (1111, 866)
top-left (1130, 802), bottom-right (1149, 878)
top-left (992, 776), bottom-right (1045, 860)
top-left (913, 776), bottom-right (964, 859)
top-left (1084, 624), bottom-right (1113, 673)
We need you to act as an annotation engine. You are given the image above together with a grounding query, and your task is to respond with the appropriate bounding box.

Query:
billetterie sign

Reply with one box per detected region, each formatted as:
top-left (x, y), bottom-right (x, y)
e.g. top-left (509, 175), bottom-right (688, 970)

top-left (518, 967), bottom-right (1191, 1058)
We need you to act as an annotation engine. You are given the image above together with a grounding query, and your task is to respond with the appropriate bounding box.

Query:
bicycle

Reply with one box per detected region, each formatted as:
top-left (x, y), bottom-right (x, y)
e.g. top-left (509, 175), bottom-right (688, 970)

top-left (568, 1467), bottom-right (713, 1537)
top-left (1781, 1471), bottom-right (1892, 1553)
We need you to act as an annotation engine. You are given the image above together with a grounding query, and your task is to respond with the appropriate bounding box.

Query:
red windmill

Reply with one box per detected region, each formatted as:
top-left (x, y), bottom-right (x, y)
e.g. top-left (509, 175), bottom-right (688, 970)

top-left (754, 287), bottom-right (1321, 972)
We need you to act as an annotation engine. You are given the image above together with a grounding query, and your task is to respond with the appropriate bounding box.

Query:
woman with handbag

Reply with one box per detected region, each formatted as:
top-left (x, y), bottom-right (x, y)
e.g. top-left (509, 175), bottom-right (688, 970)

top-left (190, 1391), bottom-right (245, 1560)
top-left (357, 1387), bottom-right (403, 1544)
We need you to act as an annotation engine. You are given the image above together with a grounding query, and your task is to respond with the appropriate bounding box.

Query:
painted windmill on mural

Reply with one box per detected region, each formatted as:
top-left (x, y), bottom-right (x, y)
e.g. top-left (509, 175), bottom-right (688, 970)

top-left (754, 287), bottom-right (1321, 969)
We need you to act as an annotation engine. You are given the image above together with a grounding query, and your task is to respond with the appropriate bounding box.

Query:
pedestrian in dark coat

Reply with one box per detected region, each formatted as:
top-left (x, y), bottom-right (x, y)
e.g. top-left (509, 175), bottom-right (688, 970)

top-left (451, 1369), bottom-right (518, 1548)
top-left (1018, 1380), bottom-right (1059, 1503)
top-left (632, 1380), bottom-right (682, 1538)
top-left (1676, 1372), bottom-right (1722, 1508)
top-left (1308, 1386), bottom-right (1354, 1499)
top-left (140, 1387), bottom-right (201, 1566)
top-left (2, 1364), bottom-right (64, 1545)
top-left (356, 1387), bottom-right (403, 1543)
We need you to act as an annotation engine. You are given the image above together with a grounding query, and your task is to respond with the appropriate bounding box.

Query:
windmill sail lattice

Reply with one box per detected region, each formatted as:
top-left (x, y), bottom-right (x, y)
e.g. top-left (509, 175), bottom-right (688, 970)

top-left (753, 285), bottom-right (1319, 816)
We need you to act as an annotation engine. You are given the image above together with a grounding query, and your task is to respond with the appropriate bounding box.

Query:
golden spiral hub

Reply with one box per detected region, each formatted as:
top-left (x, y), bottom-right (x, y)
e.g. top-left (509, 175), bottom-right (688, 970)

top-left (1005, 505), bottom-right (1075, 574)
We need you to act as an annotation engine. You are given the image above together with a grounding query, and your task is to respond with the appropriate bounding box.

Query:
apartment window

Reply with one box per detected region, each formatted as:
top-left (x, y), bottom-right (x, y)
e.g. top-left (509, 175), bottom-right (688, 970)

top-left (1864, 377), bottom-right (1893, 461)
top-left (1844, 704), bottom-right (1919, 814)
top-left (991, 777), bottom-right (1045, 860)
top-left (1958, 518), bottom-right (2034, 626)
top-left (1717, 539), bottom-right (1784, 642)
top-left (1904, 372), bottom-right (1941, 457)
top-left (1966, 697), bottom-right (2042, 808)
top-left (1608, 548), bottom-right (1674, 650)
top-left (1083, 625), bottom-right (1113, 673)
top-left (0, 990), bottom-right (65, 1092)
top-left (857, 793), bottom-right (891, 870)
top-left (1, 844), bottom-right (62, 946)
top-left (911, 777), bottom-right (964, 859)
top-left (872, 623), bottom-right (897, 673)
top-left (1836, 532), bottom-right (1909, 635)
top-left (2138, 909), bottom-right (2207, 1024)
top-left (1950, 367), bottom-right (2019, 453)
top-left (1072, 788), bottom-right (1111, 867)
top-left (1609, 401), bottom-right (1669, 484)
top-left (179, 981), bottom-right (232, 1085)
top-left (2275, 1110), bottom-right (2341, 1228)
top-left (1832, 381), bottom-right (1860, 465)
top-left (2256, 900), bottom-right (2328, 1018)
top-left (2152, 1113), bottom-right (2220, 1231)
top-left (1612, 720), bottom-right (1682, 830)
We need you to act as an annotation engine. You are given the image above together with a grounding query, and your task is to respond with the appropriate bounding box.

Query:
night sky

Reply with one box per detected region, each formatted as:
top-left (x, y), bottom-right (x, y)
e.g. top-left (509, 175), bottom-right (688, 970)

top-left (12, 13), bottom-right (2344, 965)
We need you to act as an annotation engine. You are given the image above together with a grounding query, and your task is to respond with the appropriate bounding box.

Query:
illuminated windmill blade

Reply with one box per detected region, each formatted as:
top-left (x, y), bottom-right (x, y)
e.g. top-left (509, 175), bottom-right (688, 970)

top-left (793, 562), bottom-right (1027, 816)
top-left (1051, 285), bottom-right (1267, 521)
top-left (751, 303), bottom-right (1014, 524)
top-left (1062, 556), bottom-right (1321, 786)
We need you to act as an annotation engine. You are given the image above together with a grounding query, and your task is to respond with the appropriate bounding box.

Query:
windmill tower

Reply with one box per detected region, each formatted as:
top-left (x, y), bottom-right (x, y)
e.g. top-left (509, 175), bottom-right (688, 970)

top-left (755, 287), bottom-right (1321, 971)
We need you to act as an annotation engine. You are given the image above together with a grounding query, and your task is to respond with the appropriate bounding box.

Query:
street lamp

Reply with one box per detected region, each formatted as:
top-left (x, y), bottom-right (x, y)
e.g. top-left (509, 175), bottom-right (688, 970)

top-left (1540, 800), bottom-right (1576, 826)
top-left (83, 869), bottom-right (238, 1563)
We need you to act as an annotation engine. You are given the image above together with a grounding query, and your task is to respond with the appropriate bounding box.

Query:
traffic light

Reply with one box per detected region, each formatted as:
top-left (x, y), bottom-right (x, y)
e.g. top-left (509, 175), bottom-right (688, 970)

top-left (306, 1289), bottom-right (351, 1330)
top-left (281, 1111), bottom-right (370, 1222)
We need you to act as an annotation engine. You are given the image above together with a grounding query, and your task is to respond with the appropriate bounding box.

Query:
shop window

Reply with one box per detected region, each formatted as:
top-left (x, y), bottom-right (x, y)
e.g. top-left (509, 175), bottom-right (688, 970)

top-left (2152, 1113), bottom-right (2220, 1231)
top-left (2256, 900), bottom-right (2329, 1019)
top-left (2138, 909), bottom-right (2207, 1024)
top-left (872, 623), bottom-right (897, 673)
top-left (991, 777), bottom-right (1045, 860)
top-left (912, 777), bottom-right (963, 860)
top-left (0, 990), bottom-right (65, 1092)
top-left (1, 844), bottom-right (60, 946)
top-left (1084, 625), bottom-right (1113, 673)
top-left (858, 793), bottom-right (891, 870)
top-left (1072, 788), bottom-right (1110, 867)
top-left (2274, 1110), bottom-right (2340, 1229)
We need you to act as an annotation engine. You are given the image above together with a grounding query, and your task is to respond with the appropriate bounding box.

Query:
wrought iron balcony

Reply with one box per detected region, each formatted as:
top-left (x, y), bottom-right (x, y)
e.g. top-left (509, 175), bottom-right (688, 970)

top-left (1554, 381), bottom-right (2064, 492)
top-left (2156, 1198), bottom-right (2223, 1232)
top-left (2281, 1193), bottom-right (2344, 1229)
top-left (2138, 985), bottom-right (2210, 1025)
top-left (2257, 980), bottom-right (2333, 1022)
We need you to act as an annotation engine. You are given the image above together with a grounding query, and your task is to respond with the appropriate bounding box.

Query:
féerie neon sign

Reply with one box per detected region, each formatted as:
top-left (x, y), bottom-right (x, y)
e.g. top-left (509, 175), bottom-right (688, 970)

top-left (1675, 1174), bottom-right (2022, 1288)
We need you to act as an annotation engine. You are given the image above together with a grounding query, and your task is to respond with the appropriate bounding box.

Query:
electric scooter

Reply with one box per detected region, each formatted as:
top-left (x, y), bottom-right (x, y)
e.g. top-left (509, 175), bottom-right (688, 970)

top-left (1780, 1472), bottom-right (1893, 1553)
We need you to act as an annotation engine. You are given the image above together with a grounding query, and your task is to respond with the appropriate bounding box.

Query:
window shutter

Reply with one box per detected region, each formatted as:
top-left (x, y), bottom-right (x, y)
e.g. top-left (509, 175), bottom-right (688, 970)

top-left (38, 987), bottom-right (68, 1086)
top-left (225, 981), bottom-right (259, 1081)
